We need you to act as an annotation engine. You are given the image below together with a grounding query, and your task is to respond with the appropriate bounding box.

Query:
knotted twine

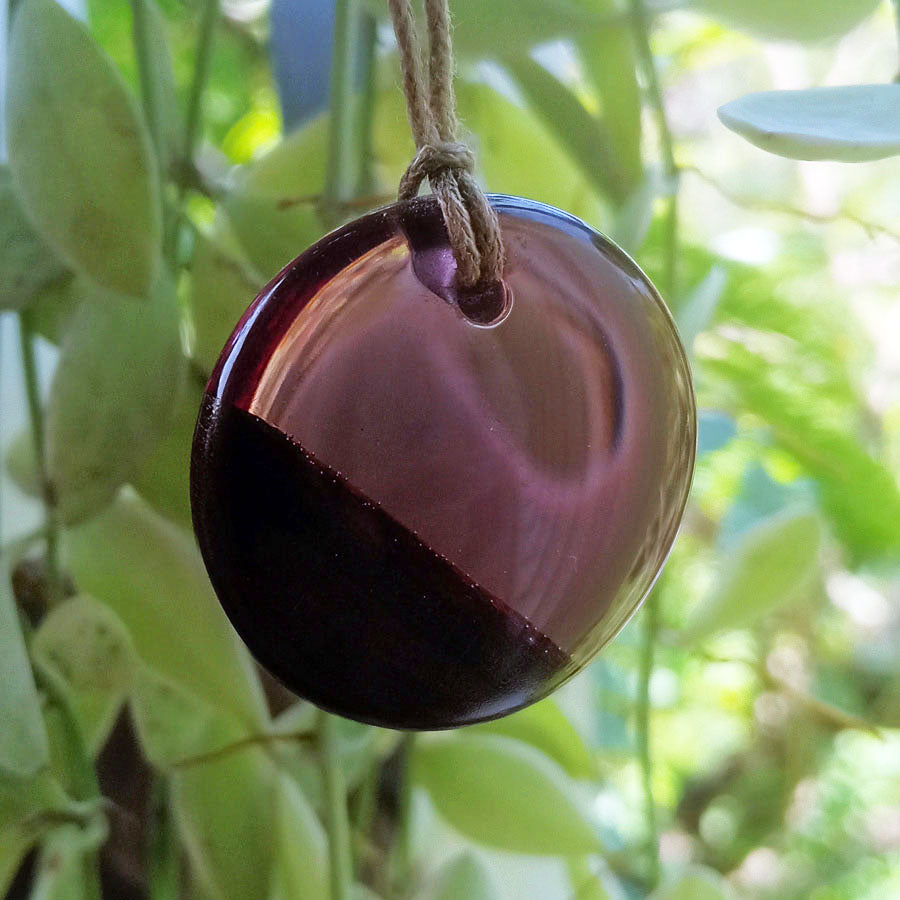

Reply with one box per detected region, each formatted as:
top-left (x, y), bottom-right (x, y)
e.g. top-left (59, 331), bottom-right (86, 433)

top-left (387, 0), bottom-right (505, 287)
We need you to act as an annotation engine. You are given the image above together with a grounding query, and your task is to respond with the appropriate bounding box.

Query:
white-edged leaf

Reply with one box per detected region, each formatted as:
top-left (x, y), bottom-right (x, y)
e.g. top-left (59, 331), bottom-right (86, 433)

top-left (6, 0), bottom-right (161, 296)
top-left (682, 508), bottom-right (823, 642)
top-left (64, 492), bottom-right (268, 730)
top-left (31, 596), bottom-right (136, 755)
top-left (0, 565), bottom-right (49, 778)
top-left (692, 0), bottom-right (880, 42)
top-left (719, 85), bottom-right (900, 162)
top-left (414, 734), bottom-right (602, 855)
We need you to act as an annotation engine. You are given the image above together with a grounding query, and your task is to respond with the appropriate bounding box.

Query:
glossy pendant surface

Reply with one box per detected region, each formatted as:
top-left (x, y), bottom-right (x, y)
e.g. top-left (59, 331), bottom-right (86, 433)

top-left (191, 194), bottom-right (696, 729)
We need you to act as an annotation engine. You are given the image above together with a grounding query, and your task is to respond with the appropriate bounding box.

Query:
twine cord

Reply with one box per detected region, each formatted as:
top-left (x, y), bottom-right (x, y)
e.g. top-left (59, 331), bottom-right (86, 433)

top-left (387, 0), bottom-right (504, 287)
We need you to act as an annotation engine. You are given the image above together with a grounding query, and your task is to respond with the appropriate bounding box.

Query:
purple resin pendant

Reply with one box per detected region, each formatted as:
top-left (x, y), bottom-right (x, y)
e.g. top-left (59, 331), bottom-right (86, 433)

top-left (190, 194), bottom-right (696, 729)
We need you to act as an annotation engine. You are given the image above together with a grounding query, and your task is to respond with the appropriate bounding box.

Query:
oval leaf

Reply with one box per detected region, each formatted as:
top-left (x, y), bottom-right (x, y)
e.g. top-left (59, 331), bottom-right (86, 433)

top-left (6, 0), bottom-right (161, 296)
top-left (47, 274), bottom-right (185, 523)
top-left (718, 85), bottom-right (900, 162)
top-left (32, 595), bottom-right (136, 755)
top-left (429, 852), bottom-right (499, 900)
top-left (272, 774), bottom-right (328, 900)
top-left (682, 508), bottom-right (823, 642)
top-left (0, 167), bottom-right (66, 311)
top-left (171, 745), bottom-right (275, 900)
top-left (693, 0), bottom-right (880, 42)
top-left (414, 734), bottom-right (602, 855)
top-left (63, 493), bottom-right (268, 730)
top-left (468, 698), bottom-right (597, 779)
top-left (0, 566), bottom-right (49, 778)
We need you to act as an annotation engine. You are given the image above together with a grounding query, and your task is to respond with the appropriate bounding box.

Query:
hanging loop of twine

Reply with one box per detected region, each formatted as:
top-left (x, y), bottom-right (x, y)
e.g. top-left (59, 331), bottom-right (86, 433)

top-left (388, 0), bottom-right (505, 288)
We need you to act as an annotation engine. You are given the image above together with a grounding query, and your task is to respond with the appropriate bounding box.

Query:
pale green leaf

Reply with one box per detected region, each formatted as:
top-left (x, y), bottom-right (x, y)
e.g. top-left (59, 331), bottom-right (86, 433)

top-left (692, 0), bottom-right (880, 41)
top-left (649, 865), bottom-right (735, 900)
top-left (271, 774), bottom-right (328, 900)
top-left (428, 852), bottom-right (499, 900)
top-left (0, 167), bottom-right (66, 311)
top-left (718, 85), bottom-right (900, 162)
top-left (468, 698), bottom-right (598, 779)
top-left (190, 233), bottom-right (263, 374)
top-left (0, 565), bottom-right (49, 779)
top-left (172, 745), bottom-right (275, 900)
top-left (6, 0), bottom-right (161, 296)
top-left (503, 57), bottom-right (627, 204)
top-left (414, 735), bottom-right (602, 854)
top-left (574, 0), bottom-right (644, 192)
top-left (31, 596), bottom-right (136, 755)
top-left (567, 858), bottom-right (627, 900)
top-left (677, 266), bottom-right (728, 352)
top-left (64, 492), bottom-right (268, 730)
top-left (683, 508), bottom-right (823, 642)
top-left (47, 274), bottom-right (186, 523)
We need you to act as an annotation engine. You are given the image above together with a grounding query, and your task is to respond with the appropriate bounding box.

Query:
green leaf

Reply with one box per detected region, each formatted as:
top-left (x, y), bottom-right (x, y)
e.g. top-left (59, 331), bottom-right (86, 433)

top-left (31, 596), bottom-right (135, 755)
top-left (64, 492), bottom-right (268, 730)
top-left (47, 274), bottom-right (186, 523)
top-left (0, 167), bottom-right (66, 310)
top-left (468, 698), bottom-right (598, 779)
top-left (131, 0), bottom-right (180, 170)
top-left (574, 0), bottom-right (644, 193)
top-left (692, 0), bottom-right (880, 41)
top-left (190, 233), bottom-right (263, 374)
top-left (443, 0), bottom-right (602, 57)
top-left (414, 734), bottom-right (602, 855)
top-left (6, 0), bottom-right (161, 297)
top-left (718, 85), bottom-right (900, 162)
top-left (171, 745), bottom-right (275, 900)
top-left (503, 57), bottom-right (628, 204)
top-left (429, 852), bottom-right (498, 900)
top-left (682, 508), bottom-right (822, 642)
top-left (224, 122), bottom-right (328, 276)
top-left (567, 858), bottom-right (627, 900)
top-left (649, 865), bottom-right (735, 900)
top-left (133, 375), bottom-right (205, 529)
top-left (271, 773), bottom-right (328, 900)
top-left (0, 565), bottom-right (49, 779)
top-left (676, 266), bottom-right (728, 352)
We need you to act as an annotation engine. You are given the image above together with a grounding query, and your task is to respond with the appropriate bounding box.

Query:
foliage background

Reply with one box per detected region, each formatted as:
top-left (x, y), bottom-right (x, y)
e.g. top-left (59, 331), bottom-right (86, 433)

top-left (2, 0), bottom-right (900, 899)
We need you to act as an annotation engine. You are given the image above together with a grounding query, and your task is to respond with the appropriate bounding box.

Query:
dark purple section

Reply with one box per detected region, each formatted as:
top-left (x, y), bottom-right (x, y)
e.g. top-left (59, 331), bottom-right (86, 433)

top-left (191, 395), bottom-right (571, 730)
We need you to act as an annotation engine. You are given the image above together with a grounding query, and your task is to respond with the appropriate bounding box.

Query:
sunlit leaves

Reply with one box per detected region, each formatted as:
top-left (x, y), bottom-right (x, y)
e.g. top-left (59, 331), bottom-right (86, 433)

top-left (47, 274), bottom-right (185, 523)
top-left (719, 86), bottom-right (900, 162)
top-left (0, 566), bottom-right (49, 779)
top-left (414, 735), bottom-right (602, 854)
top-left (64, 493), bottom-right (269, 729)
top-left (682, 508), bottom-right (822, 642)
top-left (6, 0), bottom-right (161, 297)
top-left (692, 0), bottom-right (881, 42)
top-left (649, 865), bottom-right (735, 900)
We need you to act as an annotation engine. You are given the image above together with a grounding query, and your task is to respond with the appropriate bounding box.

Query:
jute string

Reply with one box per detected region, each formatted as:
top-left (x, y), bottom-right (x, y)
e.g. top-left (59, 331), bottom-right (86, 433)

top-left (387, 0), bottom-right (505, 287)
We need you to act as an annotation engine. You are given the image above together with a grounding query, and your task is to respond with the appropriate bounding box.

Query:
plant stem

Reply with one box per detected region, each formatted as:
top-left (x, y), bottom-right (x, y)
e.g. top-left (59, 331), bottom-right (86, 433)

top-left (893, 0), bottom-right (900, 82)
top-left (630, 0), bottom-right (679, 301)
top-left (355, 9), bottom-right (378, 197)
top-left (390, 732), bottom-right (416, 894)
top-left (317, 709), bottom-right (353, 900)
top-left (635, 592), bottom-right (660, 888)
top-left (18, 310), bottom-right (62, 606)
top-left (130, 0), bottom-right (164, 169)
top-left (323, 0), bottom-right (360, 223)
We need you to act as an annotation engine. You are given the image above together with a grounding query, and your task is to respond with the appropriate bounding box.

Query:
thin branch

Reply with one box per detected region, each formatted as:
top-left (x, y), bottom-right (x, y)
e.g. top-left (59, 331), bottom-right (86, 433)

top-left (170, 728), bottom-right (314, 769)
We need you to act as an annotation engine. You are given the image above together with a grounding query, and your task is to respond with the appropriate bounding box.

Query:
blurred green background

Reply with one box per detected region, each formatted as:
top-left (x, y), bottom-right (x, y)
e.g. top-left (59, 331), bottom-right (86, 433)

top-left (2, 1), bottom-right (900, 899)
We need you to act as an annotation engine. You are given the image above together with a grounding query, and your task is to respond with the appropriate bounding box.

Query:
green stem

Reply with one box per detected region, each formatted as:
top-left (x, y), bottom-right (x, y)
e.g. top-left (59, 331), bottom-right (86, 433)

top-left (893, 0), bottom-right (900, 82)
top-left (630, 0), bottom-right (679, 301)
top-left (184, 0), bottom-right (220, 174)
top-left (635, 593), bottom-right (660, 888)
top-left (317, 709), bottom-right (353, 900)
top-left (390, 732), bottom-right (416, 895)
top-left (130, 0), bottom-right (164, 168)
top-left (18, 310), bottom-right (62, 606)
top-left (323, 0), bottom-right (360, 223)
top-left (355, 10), bottom-right (378, 197)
